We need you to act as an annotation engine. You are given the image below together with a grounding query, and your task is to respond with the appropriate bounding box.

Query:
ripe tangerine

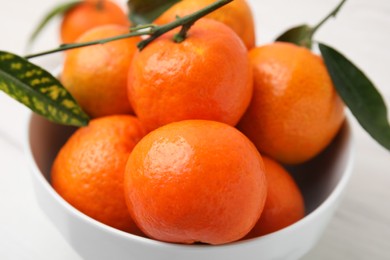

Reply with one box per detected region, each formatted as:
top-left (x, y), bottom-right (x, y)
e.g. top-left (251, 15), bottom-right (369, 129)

top-left (61, 0), bottom-right (129, 43)
top-left (124, 120), bottom-right (267, 244)
top-left (128, 18), bottom-right (253, 132)
top-left (245, 156), bottom-right (305, 238)
top-left (62, 24), bottom-right (140, 118)
top-left (238, 42), bottom-right (345, 164)
top-left (51, 115), bottom-right (145, 234)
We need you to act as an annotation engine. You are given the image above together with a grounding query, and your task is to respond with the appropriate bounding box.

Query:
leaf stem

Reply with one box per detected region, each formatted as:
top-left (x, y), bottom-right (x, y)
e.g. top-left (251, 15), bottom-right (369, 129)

top-left (173, 22), bottom-right (194, 43)
top-left (24, 0), bottom-right (233, 59)
top-left (24, 30), bottom-right (149, 59)
top-left (311, 0), bottom-right (347, 37)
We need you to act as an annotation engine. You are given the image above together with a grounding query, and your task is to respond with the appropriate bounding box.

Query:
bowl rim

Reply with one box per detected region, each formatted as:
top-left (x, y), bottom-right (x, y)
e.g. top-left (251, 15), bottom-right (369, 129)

top-left (23, 112), bottom-right (355, 249)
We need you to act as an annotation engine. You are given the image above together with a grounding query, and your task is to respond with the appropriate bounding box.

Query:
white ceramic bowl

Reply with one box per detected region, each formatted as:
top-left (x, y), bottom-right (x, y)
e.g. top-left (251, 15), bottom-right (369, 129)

top-left (24, 113), bottom-right (354, 260)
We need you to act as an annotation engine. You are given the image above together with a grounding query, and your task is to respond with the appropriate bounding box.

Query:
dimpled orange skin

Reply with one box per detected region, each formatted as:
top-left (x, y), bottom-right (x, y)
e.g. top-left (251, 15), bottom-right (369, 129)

top-left (238, 42), bottom-right (345, 165)
top-left (245, 156), bottom-right (305, 238)
top-left (124, 120), bottom-right (267, 245)
top-left (51, 115), bottom-right (145, 234)
top-left (60, 0), bottom-right (130, 44)
top-left (62, 25), bottom-right (140, 118)
top-left (128, 18), bottom-right (253, 132)
top-left (154, 0), bottom-right (255, 49)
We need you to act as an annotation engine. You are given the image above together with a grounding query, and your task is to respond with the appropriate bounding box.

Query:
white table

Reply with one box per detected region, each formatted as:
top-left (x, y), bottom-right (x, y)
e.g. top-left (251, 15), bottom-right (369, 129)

top-left (1, 0), bottom-right (389, 259)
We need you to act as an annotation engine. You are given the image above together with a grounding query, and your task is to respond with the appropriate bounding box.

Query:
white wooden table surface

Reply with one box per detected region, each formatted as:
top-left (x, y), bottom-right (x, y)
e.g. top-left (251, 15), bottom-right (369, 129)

top-left (1, 0), bottom-right (389, 259)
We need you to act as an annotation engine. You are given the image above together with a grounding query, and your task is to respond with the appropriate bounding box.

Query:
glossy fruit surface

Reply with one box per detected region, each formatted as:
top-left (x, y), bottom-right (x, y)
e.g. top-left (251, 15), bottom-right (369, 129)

top-left (51, 115), bottom-right (145, 234)
top-left (128, 18), bottom-right (253, 132)
top-left (61, 0), bottom-right (129, 43)
top-left (62, 24), bottom-right (140, 118)
top-left (238, 42), bottom-right (345, 164)
top-left (124, 120), bottom-right (267, 244)
top-left (245, 156), bottom-right (305, 238)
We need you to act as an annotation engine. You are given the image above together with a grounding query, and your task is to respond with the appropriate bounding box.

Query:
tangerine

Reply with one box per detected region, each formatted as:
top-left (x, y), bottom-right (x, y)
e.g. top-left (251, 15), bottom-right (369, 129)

top-left (128, 18), bottom-right (253, 132)
top-left (60, 0), bottom-right (129, 43)
top-left (124, 120), bottom-right (267, 244)
top-left (51, 115), bottom-right (145, 234)
top-left (238, 42), bottom-right (345, 164)
top-left (154, 0), bottom-right (255, 49)
top-left (245, 156), bottom-right (305, 238)
top-left (61, 24), bottom-right (140, 118)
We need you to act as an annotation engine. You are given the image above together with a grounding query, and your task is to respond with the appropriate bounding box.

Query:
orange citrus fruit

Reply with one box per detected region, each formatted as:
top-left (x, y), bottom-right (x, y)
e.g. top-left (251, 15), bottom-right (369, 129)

top-left (238, 42), bottom-right (345, 164)
top-left (128, 18), bottom-right (253, 132)
top-left (61, 24), bottom-right (140, 118)
top-left (245, 156), bottom-right (305, 238)
top-left (154, 0), bottom-right (255, 49)
top-left (60, 0), bottom-right (129, 43)
top-left (124, 120), bottom-right (267, 245)
top-left (51, 115), bottom-right (145, 234)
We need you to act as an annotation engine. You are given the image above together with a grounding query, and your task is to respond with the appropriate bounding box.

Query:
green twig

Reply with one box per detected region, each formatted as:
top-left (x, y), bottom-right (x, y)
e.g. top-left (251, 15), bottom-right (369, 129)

top-left (24, 30), bottom-right (149, 59)
top-left (173, 22), bottom-right (194, 43)
top-left (138, 0), bottom-right (231, 49)
top-left (24, 0), bottom-right (233, 59)
top-left (310, 0), bottom-right (347, 37)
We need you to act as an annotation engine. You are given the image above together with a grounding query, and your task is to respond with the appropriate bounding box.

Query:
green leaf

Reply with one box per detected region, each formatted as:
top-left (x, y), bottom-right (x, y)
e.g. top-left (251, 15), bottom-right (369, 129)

top-left (127, 0), bottom-right (181, 25)
top-left (0, 50), bottom-right (89, 127)
top-left (27, 0), bottom-right (82, 47)
top-left (319, 43), bottom-right (390, 150)
top-left (275, 24), bottom-right (313, 49)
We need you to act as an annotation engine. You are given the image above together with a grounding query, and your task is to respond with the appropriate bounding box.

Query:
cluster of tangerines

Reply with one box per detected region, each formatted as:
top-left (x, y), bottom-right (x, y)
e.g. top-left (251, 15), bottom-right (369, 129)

top-left (51, 0), bottom-right (345, 245)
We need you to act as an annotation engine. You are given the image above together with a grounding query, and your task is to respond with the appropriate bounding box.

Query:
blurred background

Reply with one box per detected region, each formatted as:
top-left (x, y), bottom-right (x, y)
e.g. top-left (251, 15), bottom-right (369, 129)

top-left (0, 0), bottom-right (389, 259)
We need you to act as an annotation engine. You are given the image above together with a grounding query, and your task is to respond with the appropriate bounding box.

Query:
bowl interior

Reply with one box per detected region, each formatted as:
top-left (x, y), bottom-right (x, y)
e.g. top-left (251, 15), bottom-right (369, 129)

top-left (26, 114), bottom-right (353, 260)
top-left (28, 113), bottom-right (352, 219)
